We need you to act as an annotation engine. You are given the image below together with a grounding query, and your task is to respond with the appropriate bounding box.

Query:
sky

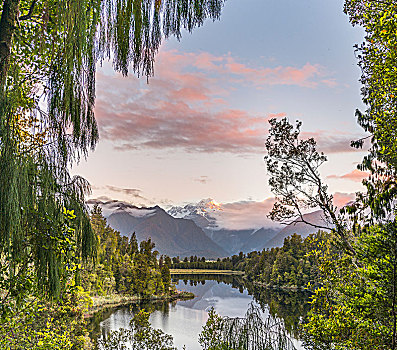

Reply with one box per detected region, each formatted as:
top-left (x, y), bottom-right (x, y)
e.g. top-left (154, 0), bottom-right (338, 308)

top-left (73, 0), bottom-right (369, 220)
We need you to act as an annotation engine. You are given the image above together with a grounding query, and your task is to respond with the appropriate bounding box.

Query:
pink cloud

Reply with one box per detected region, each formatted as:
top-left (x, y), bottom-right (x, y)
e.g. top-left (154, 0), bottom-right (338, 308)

top-left (321, 79), bottom-right (338, 88)
top-left (328, 169), bottom-right (369, 182)
top-left (212, 198), bottom-right (280, 230)
top-left (332, 192), bottom-right (356, 208)
top-left (224, 59), bottom-right (323, 87)
top-left (268, 112), bottom-right (287, 118)
top-left (154, 49), bottom-right (333, 88)
top-left (170, 87), bottom-right (209, 101)
top-left (94, 50), bottom-right (351, 154)
top-left (95, 55), bottom-right (276, 153)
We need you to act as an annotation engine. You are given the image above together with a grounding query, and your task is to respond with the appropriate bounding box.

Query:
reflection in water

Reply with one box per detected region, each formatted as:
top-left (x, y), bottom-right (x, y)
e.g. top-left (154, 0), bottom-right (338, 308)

top-left (248, 285), bottom-right (311, 338)
top-left (91, 275), bottom-right (310, 350)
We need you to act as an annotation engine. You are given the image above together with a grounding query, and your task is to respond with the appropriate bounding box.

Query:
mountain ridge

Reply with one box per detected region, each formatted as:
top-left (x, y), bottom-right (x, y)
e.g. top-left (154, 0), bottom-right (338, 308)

top-left (89, 199), bottom-right (332, 257)
top-left (94, 202), bottom-right (228, 258)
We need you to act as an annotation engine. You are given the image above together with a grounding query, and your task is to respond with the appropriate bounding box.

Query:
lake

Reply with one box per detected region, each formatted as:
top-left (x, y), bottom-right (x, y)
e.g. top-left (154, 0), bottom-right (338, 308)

top-left (91, 274), bottom-right (311, 349)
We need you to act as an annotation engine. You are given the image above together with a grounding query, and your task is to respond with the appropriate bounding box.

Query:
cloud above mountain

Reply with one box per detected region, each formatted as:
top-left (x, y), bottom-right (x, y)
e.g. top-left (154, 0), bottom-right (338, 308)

top-left (328, 169), bottom-right (369, 182)
top-left (211, 199), bottom-right (279, 230)
top-left (332, 192), bottom-right (356, 208)
top-left (89, 186), bottom-right (156, 207)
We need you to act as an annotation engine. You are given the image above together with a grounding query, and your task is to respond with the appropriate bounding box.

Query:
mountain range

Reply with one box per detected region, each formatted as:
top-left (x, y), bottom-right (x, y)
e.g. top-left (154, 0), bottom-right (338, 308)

top-left (88, 198), bottom-right (331, 258)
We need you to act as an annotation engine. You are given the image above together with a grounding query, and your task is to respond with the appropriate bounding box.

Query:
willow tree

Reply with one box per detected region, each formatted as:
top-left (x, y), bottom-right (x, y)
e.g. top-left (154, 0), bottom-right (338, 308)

top-left (199, 304), bottom-right (297, 350)
top-left (0, 0), bottom-right (226, 304)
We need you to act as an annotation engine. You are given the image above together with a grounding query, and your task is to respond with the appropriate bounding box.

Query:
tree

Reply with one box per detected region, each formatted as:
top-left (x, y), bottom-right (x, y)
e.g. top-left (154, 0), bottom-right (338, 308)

top-left (265, 117), bottom-right (397, 348)
top-left (344, 0), bottom-right (397, 167)
top-left (264, 3), bottom-right (397, 347)
top-left (160, 263), bottom-right (171, 293)
top-left (264, 117), bottom-right (352, 252)
top-left (302, 221), bottom-right (397, 350)
top-left (0, 0), bottom-right (226, 305)
top-left (129, 233), bottom-right (139, 256)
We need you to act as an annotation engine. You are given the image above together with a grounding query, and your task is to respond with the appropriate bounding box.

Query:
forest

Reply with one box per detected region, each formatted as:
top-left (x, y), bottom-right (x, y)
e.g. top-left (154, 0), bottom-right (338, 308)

top-left (1, 0), bottom-right (397, 349)
top-left (171, 231), bottom-right (328, 290)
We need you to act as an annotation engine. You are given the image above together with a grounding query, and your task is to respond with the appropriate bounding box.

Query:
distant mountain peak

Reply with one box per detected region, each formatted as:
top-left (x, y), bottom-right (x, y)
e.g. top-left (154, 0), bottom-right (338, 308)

top-left (168, 198), bottom-right (222, 230)
top-left (197, 198), bottom-right (222, 211)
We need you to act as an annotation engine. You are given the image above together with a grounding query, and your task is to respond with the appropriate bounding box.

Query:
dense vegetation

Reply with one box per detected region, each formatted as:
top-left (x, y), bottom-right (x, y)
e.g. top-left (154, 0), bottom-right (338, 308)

top-left (171, 255), bottom-right (238, 270)
top-left (1, 0), bottom-right (397, 348)
top-left (0, 205), bottom-right (173, 348)
top-left (172, 231), bottom-right (329, 290)
top-left (242, 232), bottom-right (328, 290)
top-left (0, 0), bottom-right (225, 348)
top-left (298, 2), bottom-right (397, 348)
top-left (82, 205), bottom-right (172, 298)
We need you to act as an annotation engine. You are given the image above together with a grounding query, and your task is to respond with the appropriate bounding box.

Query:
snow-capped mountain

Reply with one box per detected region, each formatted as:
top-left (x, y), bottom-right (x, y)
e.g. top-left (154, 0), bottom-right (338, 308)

top-left (168, 198), bottom-right (221, 230)
top-left (86, 199), bottom-right (228, 258)
top-left (167, 198), bottom-right (280, 254)
top-left (88, 198), bottom-right (330, 256)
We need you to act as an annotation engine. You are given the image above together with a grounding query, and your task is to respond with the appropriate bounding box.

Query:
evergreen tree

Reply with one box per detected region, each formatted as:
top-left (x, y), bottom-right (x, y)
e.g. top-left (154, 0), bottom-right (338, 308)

top-left (129, 232), bottom-right (139, 256)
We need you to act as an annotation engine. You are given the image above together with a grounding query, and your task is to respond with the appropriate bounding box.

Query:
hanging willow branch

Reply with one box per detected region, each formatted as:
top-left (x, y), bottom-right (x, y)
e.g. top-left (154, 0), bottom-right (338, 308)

top-left (199, 303), bottom-right (297, 350)
top-left (0, 0), bottom-right (226, 300)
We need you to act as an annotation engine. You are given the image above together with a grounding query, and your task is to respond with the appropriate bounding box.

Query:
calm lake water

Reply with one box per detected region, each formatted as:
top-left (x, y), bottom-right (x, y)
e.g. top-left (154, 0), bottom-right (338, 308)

top-left (91, 274), bottom-right (311, 350)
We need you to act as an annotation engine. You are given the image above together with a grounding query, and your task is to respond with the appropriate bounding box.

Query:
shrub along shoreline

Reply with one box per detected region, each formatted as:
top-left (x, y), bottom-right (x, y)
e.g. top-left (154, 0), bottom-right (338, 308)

top-left (85, 290), bottom-right (195, 317)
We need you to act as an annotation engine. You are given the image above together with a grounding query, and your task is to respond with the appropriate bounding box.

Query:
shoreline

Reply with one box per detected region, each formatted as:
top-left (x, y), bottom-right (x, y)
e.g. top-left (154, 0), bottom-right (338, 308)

top-left (85, 290), bottom-right (194, 317)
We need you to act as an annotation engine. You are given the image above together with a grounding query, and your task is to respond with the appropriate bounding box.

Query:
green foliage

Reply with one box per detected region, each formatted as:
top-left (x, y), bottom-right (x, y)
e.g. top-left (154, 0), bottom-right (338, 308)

top-left (302, 221), bottom-right (397, 350)
top-left (264, 112), bottom-right (397, 348)
top-left (0, 208), bottom-right (88, 315)
top-left (172, 254), bottom-right (242, 270)
top-left (0, 0), bottom-right (226, 304)
top-left (290, 3), bottom-right (397, 349)
top-left (0, 0), bottom-right (226, 347)
top-left (82, 205), bottom-right (172, 298)
top-left (198, 308), bottom-right (226, 350)
top-left (243, 231), bottom-right (328, 290)
top-left (344, 0), bottom-right (397, 167)
top-left (0, 206), bottom-right (95, 349)
top-left (0, 0), bottom-right (98, 299)
top-left (0, 285), bottom-right (93, 350)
